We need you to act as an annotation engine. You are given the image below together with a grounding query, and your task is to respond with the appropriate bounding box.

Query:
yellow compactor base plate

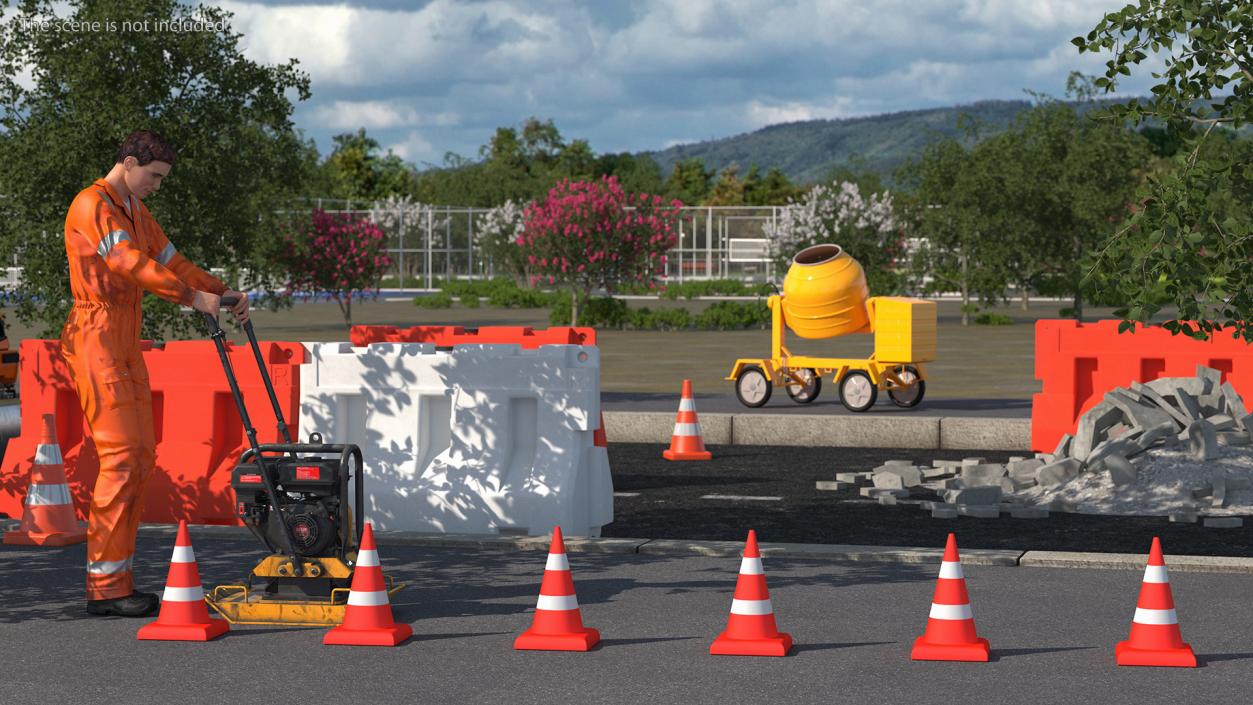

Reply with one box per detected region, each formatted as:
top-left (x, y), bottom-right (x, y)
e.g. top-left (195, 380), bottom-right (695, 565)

top-left (206, 554), bottom-right (403, 626)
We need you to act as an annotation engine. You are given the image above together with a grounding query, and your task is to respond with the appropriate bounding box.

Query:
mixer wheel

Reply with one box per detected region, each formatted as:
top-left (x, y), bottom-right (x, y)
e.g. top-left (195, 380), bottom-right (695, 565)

top-left (735, 365), bottom-right (772, 408)
top-left (784, 368), bottom-right (821, 404)
top-left (838, 371), bottom-right (878, 412)
top-left (887, 365), bottom-right (926, 408)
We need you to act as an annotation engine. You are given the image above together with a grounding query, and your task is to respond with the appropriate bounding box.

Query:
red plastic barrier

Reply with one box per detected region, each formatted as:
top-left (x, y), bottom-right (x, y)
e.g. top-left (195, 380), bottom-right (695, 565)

top-left (1032, 320), bottom-right (1253, 452)
top-left (350, 325), bottom-right (597, 347)
top-left (0, 339), bottom-right (306, 526)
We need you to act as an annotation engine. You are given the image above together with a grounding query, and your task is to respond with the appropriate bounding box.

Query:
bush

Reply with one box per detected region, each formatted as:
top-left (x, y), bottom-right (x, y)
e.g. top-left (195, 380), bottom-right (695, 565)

top-left (629, 307), bottom-right (692, 330)
top-left (659, 279), bottom-right (773, 300)
top-left (460, 293), bottom-right (480, 308)
top-left (548, 296), bottom-right (630, 327)
top-left (694, 300), bottom-right (772, 329)
top-left (414, 291), bottom-right (453, 308)
top-left (432, 278), bottom-right (556, 308)
top-left (974, 312), bottom-right (1013, 326)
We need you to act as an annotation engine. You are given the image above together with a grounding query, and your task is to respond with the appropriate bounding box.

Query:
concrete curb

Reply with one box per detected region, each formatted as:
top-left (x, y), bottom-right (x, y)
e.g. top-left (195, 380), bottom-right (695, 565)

top-left (6, 522), bottom-right (1238, 573)
top-left (603, 410), bottom-right (1031, 450)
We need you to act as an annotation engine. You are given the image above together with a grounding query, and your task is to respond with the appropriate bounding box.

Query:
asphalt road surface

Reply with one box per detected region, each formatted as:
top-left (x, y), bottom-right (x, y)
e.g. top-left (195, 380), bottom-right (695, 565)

top-left (2, 535), bottom-right (1252, 705)
top-left (602, 392), bottom-right (1033, 417)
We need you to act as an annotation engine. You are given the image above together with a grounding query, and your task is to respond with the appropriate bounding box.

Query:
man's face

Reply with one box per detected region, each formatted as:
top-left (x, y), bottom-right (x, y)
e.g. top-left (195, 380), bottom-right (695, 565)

top-left (122, 158), bottom-right (171, 200)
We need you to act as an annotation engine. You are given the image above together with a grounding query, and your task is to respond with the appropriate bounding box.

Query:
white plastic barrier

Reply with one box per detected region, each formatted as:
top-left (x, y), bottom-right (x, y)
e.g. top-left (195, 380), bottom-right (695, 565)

top-left (298, 342), bottom-right (613, 537)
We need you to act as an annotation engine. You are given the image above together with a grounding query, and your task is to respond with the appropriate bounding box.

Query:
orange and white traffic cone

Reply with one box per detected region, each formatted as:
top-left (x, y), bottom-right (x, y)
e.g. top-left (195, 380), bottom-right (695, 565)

top-left (710, 529), bottom-right (792, 656)
top-left (324, 522), bottom-right (412, 646)
top-left (4, 413), bottom-right (86, 546)
top-left (137, 520), bottom-right (228, 641)
top-left (911, 533), bottom-right (990, 662)
top-left (1116, 537), bottom-right (1196, 667)
top-left (515, 526), bottom-right (600, 651)
top-left (663, 379), bottom-right (712, 461)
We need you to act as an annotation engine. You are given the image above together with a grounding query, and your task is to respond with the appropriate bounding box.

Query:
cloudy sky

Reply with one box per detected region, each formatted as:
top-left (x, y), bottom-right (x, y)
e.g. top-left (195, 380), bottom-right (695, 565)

top-left (214, 0), bottom-right (1158, 167)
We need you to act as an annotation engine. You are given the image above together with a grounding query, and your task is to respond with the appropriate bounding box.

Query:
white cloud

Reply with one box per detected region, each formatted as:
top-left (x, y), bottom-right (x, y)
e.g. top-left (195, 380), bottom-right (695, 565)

top-left (308, 100), bottom-right (459, 130)
top-left (746, 96), bottom-right (858, 126)
top-left (386, 131), bottom-right (435, 162)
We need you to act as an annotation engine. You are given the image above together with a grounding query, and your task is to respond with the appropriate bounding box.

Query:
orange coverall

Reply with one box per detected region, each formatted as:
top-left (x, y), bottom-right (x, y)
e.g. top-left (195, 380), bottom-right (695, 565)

top-left (61, 178), bottom-right (225, 600)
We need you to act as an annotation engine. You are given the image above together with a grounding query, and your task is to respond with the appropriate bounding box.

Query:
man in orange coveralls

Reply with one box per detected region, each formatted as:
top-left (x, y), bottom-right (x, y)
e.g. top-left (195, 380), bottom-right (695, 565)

top-left (62, 131), bottom-right (250, 616)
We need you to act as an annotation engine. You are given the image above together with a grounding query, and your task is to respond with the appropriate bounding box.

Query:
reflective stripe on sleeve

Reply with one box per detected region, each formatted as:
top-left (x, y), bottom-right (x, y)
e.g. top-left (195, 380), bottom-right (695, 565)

top-left (155, 242), bottom-right (177, 265)
top-left (87, 557), bottom-right (133, 575)
top-left (96, 230), bottom-right (131, 258)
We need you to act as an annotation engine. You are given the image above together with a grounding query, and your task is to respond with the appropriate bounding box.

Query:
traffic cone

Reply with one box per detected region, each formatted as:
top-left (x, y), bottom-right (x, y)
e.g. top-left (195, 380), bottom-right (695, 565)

top-left (710, 529), bottom-right (792, 656)
top-left (4, 413), bottom-right (86, 546)
top-left (911, 533), bottom-right (990, 662)
top-left (663, 379), bottom-right (712, 461)
top-left (137, 521), bottom-right (228, 641)
top-left (514, 526), bottom-right (600, 651)
top-left (1116, 537), bottom-right (1196, 667)
top-left (324, 522), bottom-right (412, 646)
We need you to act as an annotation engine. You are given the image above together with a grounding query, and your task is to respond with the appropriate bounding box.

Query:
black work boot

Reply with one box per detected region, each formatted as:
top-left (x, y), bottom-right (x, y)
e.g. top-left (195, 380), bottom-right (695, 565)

top-left (87, 591), bottom-right (160, 617)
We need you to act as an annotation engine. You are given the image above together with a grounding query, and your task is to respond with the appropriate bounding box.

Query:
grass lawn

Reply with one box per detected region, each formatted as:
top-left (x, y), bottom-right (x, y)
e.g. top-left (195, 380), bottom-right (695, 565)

top-left (2, 296), bottom-right (1124, 399)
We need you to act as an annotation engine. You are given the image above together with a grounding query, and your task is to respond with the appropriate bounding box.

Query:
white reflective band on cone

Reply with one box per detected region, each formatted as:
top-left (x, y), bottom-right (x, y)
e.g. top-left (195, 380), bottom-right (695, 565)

top-left (1133, 607), bottom-right (1178, 625)
top-left (679, 399), bottom-right (696, 412)
top-left (928, 602), bottom-right (973, 620)
top-left (536, 594), bottom-right (579, 611)
top-left (739, 557), bottom-right (764, 575)
top-left (347, 590), bottom-right (390, 607)
top-left (163, 585), bottom-right (205, 603)
top-left (545, 552), bottom-right (570, 571)
top-left (1142, 565), bottom-right (1169, 584)
top-left (34, 444), bottom-right (63, 465)
top-left (87, 557), bottom-right (133, 575)
top-left (171, 545), bottom-right (195, 564)
top-left (25, 483), bottom-right (71, 506)
top-left (730, 598), bottom-right (773, 616)
top-left (356, 549), bottom-right (379, 568)
top-left (672, 423), bottom-right (702, 437)
top-left (938, 561), bottom-right (964, 580)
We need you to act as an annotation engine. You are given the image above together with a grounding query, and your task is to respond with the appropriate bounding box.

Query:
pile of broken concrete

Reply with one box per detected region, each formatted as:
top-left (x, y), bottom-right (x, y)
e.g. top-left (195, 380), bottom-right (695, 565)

top-left (822, 366), bottom-right (1253, 527)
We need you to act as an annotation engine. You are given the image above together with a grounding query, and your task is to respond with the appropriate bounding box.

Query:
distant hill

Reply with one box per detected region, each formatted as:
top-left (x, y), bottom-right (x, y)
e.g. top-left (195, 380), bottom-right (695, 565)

top-left (643, 100), bottom-right (1050, 185)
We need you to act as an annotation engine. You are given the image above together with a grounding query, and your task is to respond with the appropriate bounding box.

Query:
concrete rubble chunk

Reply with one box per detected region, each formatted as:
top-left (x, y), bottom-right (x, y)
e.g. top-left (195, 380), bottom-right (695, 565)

top-left (1086, 437), bottom-right (1139, 472)
top-left (878, 494), bottom-right (898, 506)
top-left (1007, 458), bottom-right (1045, 482)
top-left (884, 459), bottom-right (915, 468)
top-left (959, 463), bottom-right (1007, 487)
top-left (1187, 419), bottom-right (1219, 461)
top-left (872, 471), bottom-right (906, 490)
top-left (1134, 421), bottom-right (1178, 453)
top-left (1000, 477), bottom-right (1033, 493)
top-left (1146, 377), bottom-right (1205, 398)
top-left (1191, 483), bottom-right (1212, 499)
top-left (931, 506), bottom-right (958, 519)
top-left (1221, 381), bottom-right (1247, 418)
top-left (943, 486), bottom-right (1002, 505)
top-left (1175, 388), bottom-right (1205, 421)
top-left (1072, 401), bottom-right (1124, 460)
top-left (1130, 381), bottom-right (1194, 428)
top-left (932, 459), bottom-right (963, 469)
top-left (1205, 414), bottom-right (1236, 431)
top-left (1008, 456), bottom-right (1027, 463)
top-left (1211, 477), bottom-right (1227, 508)
top-left (941, 478), bottom-right (965, 490)
top-left (1035, 452), bottom-right (1056, 463)
top-left (1049, 498), bottom-right (1078, 513)
top-left (835, 472), bottom-right (862, 483)
top-left (1242, 414), bottom-right (1253, 436)
top-left (1104, 453), bottom-right (1138, 486)
top-left (920, 480), bottom-right (948, 492)
top-left (1105, 389), bottom-right (1177, 434)
top-left (961, 457), bottom-right (987, 467)
top-left (923, 467), bottom-right (954, 479)
top-left (1195, 365), bottom-right (1222, 394)
top-left (1036, 458), bottom-right (1083, 486)
top-left (1218, 431), bottom-right (1251, 447)
top-left (1203, 517), bottom-right (1243, 528)
top-left (815, 480), bottom-right (848, 491)
top-left (1169, 511), bottom-right (1198, 524)
top-left (1199, 393), bottom-right (1225, 417)
top-left (1052, 434), bottom-right (1072, 458)
top-left (958, 505), bottom-right (1000, 518)
top-left (874, 464), bottom-right (923, 487)
top-left (1226, 477), bottom-right (1251, 491)
top-left (1009, 506), bottom-right (1049, 519)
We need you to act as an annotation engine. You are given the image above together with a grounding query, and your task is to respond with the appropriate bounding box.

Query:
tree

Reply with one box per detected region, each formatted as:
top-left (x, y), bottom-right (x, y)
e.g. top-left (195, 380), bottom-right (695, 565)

top-left (744, 166), bottom-right (799, 205)
top-left (519, 177), bottom-right (681, 324)
top-left (278, 209), bottom-right (391, 328)
top-left (664, 158), bottom-right (712, 205)
top-left (0, 0), bottom-right (313, 337)
top-left (1074, 0), bottom-right (1253, 340)
top-left (764, 180), bottom-right (906, 296)
top-left (322, 128), bottom-right (417, 202)
top-left (705, 165), bottom-right (747, 206)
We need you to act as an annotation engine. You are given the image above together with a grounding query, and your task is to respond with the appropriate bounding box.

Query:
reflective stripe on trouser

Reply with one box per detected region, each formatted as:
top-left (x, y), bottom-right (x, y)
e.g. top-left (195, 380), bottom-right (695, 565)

top-left (61, 305), bottom-right (155, 601)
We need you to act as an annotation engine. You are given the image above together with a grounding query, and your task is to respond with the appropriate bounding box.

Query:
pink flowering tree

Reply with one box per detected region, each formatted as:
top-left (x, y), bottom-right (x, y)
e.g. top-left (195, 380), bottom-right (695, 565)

top-left (279, 208), bottom-right (393, 328)
top-left (520, 176), bottom-right (682, 324)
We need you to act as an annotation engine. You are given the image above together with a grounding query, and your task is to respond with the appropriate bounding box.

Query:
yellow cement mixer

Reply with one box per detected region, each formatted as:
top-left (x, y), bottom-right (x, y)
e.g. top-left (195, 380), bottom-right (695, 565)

top-left (726, 243), bottom-right (936, 411)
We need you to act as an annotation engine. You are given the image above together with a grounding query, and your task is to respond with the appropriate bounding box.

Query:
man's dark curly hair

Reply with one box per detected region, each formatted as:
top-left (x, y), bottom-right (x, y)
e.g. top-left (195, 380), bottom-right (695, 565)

top-left (116, 130), bottom-right (177, 166)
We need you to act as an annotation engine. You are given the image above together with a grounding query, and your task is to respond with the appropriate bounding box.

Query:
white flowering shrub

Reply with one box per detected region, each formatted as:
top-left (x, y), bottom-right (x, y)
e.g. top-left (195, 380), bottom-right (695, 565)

top-left (473, 199), bottom-right (528, 279)
top-left (764, 181), bottom-right (907, 293)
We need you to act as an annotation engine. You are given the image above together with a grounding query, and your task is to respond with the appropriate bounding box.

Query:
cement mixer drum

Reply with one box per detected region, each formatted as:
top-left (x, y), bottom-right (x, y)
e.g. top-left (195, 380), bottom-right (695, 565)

top-left (781, 244), bottom-right (871, 339)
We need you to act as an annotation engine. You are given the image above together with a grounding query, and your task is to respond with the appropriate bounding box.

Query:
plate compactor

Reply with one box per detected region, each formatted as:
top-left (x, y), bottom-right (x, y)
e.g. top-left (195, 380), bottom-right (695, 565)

top-left (200, 297), bottom-right (403, 626)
